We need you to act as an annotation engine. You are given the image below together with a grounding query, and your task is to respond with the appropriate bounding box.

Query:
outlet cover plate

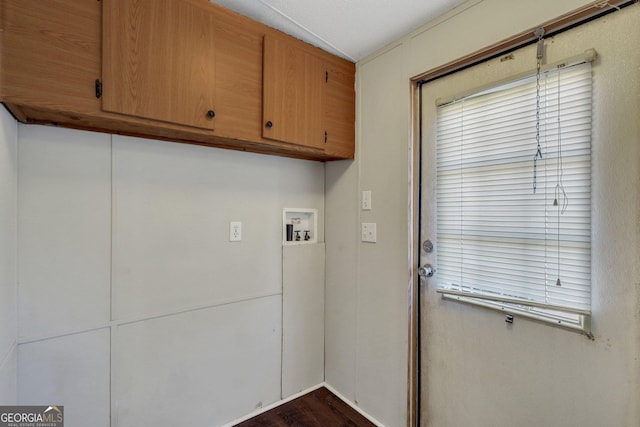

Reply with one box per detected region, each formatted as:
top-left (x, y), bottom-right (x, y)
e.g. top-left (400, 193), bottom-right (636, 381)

top-left (230, 221), bottom-right (242, 241)
top-left (362, 190), bottom-right (372, 210)
top-left (361, 222), bottom-right (377, 243)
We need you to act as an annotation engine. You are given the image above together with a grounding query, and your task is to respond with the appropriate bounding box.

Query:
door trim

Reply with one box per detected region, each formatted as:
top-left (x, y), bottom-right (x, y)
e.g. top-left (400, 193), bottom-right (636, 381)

top-left (406, 77), bottom-right (422, 427)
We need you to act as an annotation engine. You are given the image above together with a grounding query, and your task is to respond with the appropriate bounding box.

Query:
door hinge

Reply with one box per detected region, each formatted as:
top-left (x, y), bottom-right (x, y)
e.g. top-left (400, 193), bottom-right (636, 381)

top-left (95, 79), bottom-right (102, 99)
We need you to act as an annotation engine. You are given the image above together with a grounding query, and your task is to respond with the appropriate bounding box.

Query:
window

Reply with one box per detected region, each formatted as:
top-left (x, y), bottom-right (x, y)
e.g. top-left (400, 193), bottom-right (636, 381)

top-left (435, 60), bottom-right (592, 332)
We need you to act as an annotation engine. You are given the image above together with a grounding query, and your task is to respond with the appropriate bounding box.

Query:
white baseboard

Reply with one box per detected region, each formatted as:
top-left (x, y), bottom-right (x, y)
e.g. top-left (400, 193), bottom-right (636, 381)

top-left (218, 383), bottom-right (325, 427)
top-left (219, 382), bottom-right (386, 427)
top-left (322, 382), bottom-right (386, 427)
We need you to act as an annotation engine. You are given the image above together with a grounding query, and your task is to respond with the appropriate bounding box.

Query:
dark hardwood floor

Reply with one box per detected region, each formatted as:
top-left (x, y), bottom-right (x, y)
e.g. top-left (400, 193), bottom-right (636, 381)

top-left (235, 387), bottom-right (377, 427)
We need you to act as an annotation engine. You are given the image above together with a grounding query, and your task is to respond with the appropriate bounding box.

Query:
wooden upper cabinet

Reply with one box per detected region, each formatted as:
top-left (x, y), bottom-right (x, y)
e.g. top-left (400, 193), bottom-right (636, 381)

top-left (102, 0), bottom-right (217, 130)
top-left (1, 0), bottom-right (354, 160)
top-left (262, 35), bottom-right (326, 150)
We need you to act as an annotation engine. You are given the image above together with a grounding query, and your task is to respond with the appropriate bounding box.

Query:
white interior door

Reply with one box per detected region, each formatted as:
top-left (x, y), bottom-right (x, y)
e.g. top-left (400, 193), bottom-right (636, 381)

top-left (416, 46), bottom-right (575, 425)
top-left (416, 6), bottom-right (640, 426)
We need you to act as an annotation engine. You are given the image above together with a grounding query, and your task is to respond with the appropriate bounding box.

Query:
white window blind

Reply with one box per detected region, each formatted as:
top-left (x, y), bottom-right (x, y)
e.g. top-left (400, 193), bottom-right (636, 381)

top-left (436, 61), bottom-right (592, 330)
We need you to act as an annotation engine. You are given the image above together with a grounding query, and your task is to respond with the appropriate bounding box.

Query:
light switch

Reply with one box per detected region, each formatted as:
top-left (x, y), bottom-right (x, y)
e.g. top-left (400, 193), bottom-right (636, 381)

top-left (362, 190), bottom-right (372, 210)
top-left (361, 222), bottom-right (377, 243)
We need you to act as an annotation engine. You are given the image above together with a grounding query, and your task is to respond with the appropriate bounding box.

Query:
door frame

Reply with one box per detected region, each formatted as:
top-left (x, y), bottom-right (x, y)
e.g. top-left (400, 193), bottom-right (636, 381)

top-left (406, 78), bottom-right (421, 427)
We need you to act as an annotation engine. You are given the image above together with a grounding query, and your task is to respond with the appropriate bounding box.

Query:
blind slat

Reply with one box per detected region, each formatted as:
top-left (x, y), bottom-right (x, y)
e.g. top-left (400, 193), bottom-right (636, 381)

top-left (435, 62), bottom-right (592, 316)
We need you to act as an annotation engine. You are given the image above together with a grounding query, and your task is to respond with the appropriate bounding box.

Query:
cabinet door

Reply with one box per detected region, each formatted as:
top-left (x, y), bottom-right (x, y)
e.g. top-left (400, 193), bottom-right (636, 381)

top-left (324, 61), bottom-right (355, 159)
top-left (102, 0), bottom-right (216, 130)
top-left (262, 35), bottom-right (325, 150)
top-left (212, 11), bottom-right (264, 142)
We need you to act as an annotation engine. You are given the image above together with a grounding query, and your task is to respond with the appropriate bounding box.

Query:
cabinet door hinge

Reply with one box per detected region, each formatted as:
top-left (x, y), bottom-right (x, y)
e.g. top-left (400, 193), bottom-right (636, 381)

top-left (95, 79), bottom-right (102, 99)
top-left (324, 131), bottom-right (328, 144)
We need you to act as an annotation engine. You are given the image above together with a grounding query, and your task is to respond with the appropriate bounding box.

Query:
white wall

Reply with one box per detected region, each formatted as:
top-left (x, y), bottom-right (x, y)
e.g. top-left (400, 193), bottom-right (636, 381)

top-left (16, 126), bottom-right (325, 426)
top-left (325, 41), bottom-right (411, 427)
top-left (282, 243), bottom-right (325, 397)
top-left (0, 105), bottom-right (18, 404)
top-left (325, 1), bottom-right (640, 426)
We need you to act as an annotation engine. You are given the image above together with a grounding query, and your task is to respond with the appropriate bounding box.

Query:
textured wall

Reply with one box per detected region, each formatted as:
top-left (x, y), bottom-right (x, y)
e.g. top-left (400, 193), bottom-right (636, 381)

top-left (0, 103), bottom-right (18, 405)
top-left (16, 127), bottom-right (325, 426)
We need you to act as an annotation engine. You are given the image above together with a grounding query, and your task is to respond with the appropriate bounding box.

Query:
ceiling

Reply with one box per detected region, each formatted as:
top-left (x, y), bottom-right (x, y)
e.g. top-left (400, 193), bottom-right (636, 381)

top-left (209, 0), bottom-right (467, 62)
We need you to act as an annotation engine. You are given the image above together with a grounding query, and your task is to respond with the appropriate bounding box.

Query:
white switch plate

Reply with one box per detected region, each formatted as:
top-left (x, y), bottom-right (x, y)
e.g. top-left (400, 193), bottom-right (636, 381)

top-left (230, 221), bottom-right (242, 241)
top-left (361, 222), bottom-right (377, 243)
top-left (362, 190), bottom-right (372, 210)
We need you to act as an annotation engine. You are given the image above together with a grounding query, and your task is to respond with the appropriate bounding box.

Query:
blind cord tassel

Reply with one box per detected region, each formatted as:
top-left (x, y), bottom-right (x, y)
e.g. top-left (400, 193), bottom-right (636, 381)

top-left (555, 65), bottom-right (569, 287)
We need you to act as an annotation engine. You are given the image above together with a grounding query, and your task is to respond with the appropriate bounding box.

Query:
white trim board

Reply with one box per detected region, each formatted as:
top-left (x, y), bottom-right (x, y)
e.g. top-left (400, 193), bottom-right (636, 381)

top-left (323, 382), bottom-right (387, 427)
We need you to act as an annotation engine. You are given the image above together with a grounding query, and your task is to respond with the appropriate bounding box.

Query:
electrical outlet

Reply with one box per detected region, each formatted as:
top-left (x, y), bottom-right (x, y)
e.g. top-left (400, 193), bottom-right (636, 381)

top-left (361, 222), bottom-right (377, 243)
top-left (362, 190), bottom-right (372, 210)
top-left (230, 221), bottom-right (242, 241)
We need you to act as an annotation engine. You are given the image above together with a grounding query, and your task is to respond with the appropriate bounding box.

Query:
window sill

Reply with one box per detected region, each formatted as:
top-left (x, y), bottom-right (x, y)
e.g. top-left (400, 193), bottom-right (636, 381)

top-left (439, 290), bottom-right (593, 338)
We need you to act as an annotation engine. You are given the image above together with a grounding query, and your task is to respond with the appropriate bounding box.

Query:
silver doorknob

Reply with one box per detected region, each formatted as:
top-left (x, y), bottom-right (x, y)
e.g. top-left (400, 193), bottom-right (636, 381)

top-left (418, 264), bottom-right (435, 278)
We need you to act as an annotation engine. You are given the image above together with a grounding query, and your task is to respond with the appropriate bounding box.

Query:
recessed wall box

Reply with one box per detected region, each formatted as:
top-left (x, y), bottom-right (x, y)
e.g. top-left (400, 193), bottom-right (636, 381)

top-left (283, 208), bottom-right (317, 245)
